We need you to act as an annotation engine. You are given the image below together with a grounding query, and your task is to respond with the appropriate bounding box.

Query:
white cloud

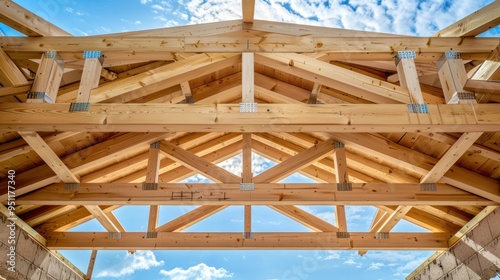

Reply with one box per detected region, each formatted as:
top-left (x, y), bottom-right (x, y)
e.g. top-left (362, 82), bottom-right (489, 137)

top-left (65, 7), bottom-right (73, 13)
top-left (152, 4), bottom-right (166, 11)
top-left (135, 20), bottom-right (142, 24)
top-left (96, 250), bottom-right (164, 278)
top-left (171, 0), bottom-right (497, 36)
top-left (368, 262), bottom-right (385, 270)
top-left (140, 0), bottom-right (152, 4)
top-left (160, 263), bottom-right (233, 280)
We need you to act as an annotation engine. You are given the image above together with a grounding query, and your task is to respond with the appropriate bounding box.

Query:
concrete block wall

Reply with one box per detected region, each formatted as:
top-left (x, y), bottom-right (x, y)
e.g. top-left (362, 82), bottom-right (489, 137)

top-left (0, 214), bottom-right (84, 280)
top-left (411, 207), bottom-right (500, 280)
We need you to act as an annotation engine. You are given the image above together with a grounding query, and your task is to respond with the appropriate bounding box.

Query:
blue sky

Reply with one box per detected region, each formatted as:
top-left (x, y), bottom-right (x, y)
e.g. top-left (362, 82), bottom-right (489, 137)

top-left (3, 0), bottom-right (500, 279)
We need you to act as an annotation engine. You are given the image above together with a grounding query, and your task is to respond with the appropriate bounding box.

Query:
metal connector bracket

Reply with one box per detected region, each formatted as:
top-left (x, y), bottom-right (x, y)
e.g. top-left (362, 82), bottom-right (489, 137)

top-left (64, 183), bottom-right (80, 191)
top-left (145, 232), bottom-right (158, 238)
top-left (240, 183), bottom-right (254, 191)
top-left (376, 232), bottom-right (390, 239)
top-left (142, 182), bottom-right (158, 190)
top-left (83, 50), bottom-right (103, 59)
top-left (407, 104), bottom-right (429, 114)
top-left (243, 232), bottom-right (254, 239)
top-left (420, 183), bottom-right (437, 192)
top-left (337, 232), bottom-right (350, 239)
top-left (397, 50), bottom-right (416, 59)
top-left (108, 232), bottom-right (122, 239)
top-left (69, 102), bottom-right (90, 112)
top-left (337, 182), bottom-right (352, 191)
top-left (239, 102), bottom-right (258, 113)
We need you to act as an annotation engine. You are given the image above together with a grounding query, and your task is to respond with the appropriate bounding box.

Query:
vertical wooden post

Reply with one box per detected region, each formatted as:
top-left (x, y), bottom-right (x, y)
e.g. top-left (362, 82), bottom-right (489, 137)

top-left (146, 142), bottom-right (161, 236)
top-left (395, 51), bottom-right (425, 104)
top-left (333, 141), bottom-right (348, 232)
top-left (437, 51), bottom-right (476, 104)
top-left (75, 51), bottom-right (104, 104)
top-left (242, 133), bottom-right (252, 236)
top-left (27, 51), bottom-right (63, 103)
top-left (242, 52), bottom-right (254, 103)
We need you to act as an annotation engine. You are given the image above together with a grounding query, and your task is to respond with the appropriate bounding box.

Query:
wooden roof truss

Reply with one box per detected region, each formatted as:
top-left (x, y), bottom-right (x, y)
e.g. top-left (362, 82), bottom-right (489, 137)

top-left (1, 0), bottom-right (500, 278)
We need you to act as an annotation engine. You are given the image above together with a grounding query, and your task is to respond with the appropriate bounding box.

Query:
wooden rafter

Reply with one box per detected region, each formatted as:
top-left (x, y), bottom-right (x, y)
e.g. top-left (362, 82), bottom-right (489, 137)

top-left (0, 0), bottom-right (71, 37)
top-left (433, 1), bottom-right (500, 37)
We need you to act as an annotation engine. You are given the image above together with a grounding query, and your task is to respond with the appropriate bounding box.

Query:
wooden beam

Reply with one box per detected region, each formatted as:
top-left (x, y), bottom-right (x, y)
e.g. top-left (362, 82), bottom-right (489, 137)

top-left (85, 250), bottom-right (98, 280)
top-left (27, 51), bottom-right (64, 103)
top-left (329, 133), bottom-right (500, 203)
top-left (420, 132), bottom-right (483, 183)
top-left (57, 53), bottom-right (240, 103)
top-left (0, 0), bottom-right (71, 37)
top-left (1, 103), bottom-right (499, 133)
top-left (333, 143), bottom-right (348, 232)
top-left (433, 1), bottom-right (500, 37)
top-left (35, 205), bottom-right (120, 234)
top-left (376, 205), bottom-right (413, 232)
top-left (242, 0), bottom-right (255, 23)
top-left (269, 205), bottom-right (339, 232)
top-left (1, 35), bottom-right (498, 53)
top-left (244, 205), bottom-right (252, 234)
top-left (83, 205), bottom-right (120, 232)
top-left (0, 82), bottom-right (32, 97)
top-left (17, 183), bottom-right (493, 206)
top-left (437, 52), bottom-right (474, 104)
top-left (0, 48), bottom-right (28, 86)
top-left (44, 231), bottom-right (450, 250)
top-left (396, 54), bottom-right (425, 104)
top-left (307, 83), bottom-right (321, 104)
top-left (146, 143), bottom-right (161, 233)
top-left (464, 79), bottom-right (500, 95)
top-left (0, 132), bottom-right (173, 201)
top-left (160, 140), bottom-right (241, 183)
top-left (76, 54), bottom-right (103, 103)
top-left (255, 53), bottom-right (411, 104)
top-left (18, 131), bottom-right (79, 183)
top-left (242, 52), bottom-right (254, 103)
top-left (180, 81), bottom-right (194, 103)
top-left (242, 133), bottom-right (253, 182)
top-left (156, 205), bottom-right (228, 232)
top-left (254, 139), bottom-right (336, 183)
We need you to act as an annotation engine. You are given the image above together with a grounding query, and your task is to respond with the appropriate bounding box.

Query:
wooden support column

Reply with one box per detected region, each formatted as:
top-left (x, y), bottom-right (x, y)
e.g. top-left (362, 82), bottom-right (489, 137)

top-left (27, 51), bottom-right (63, 103)
top-left (180, 81), bottom-right (194, 103)
top-left (75, 51), bottom-right (104, 105)
top-left (242, 52), bottom-right (254, 103)
top-left (146, 142), bottom-right (161, 235)
top-left (242, 133), bottom-right (252, 236)
top-left (242, 0), bottom-right (256, 23)
top-left (307, 83), bottom-right (321, 104)
top-left (437, 52), bottom-right (476, 104)
top-left (85, 250), bottom-right (98, 280)
top-left (395, 51), bottom-right (425, 104)
top-left (333, 141), bottom-right (348, 232)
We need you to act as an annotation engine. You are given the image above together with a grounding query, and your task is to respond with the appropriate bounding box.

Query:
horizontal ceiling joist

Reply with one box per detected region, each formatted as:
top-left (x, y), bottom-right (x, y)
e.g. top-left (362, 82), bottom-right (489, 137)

top-left (0, 103), bottom-right (498, 133)
top-left (16, 183), bottom-right (495, 206)
top-left (44, 232), bottom-right (450, 250)
top-left (0, 35), bottom-right (498, 53)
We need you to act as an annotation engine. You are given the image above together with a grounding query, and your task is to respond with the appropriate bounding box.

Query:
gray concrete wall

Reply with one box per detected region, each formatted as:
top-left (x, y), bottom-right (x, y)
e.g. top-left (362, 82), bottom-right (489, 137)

top-left (410, 207), bottom-right (500, 280)
top-left (0, 213), bottom-right (84, 280)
